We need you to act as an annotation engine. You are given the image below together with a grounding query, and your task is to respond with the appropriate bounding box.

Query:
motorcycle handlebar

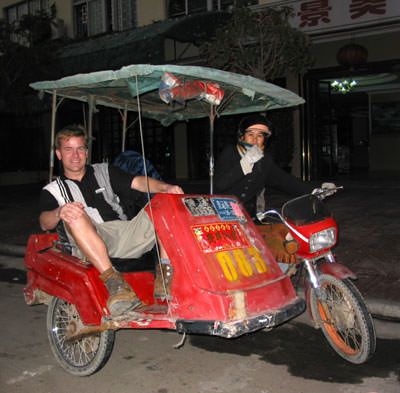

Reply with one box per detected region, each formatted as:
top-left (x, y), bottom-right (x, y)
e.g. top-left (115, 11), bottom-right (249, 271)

top-left (312, 185), bottom-right (343, 199)
top-left (256, 186), bottom-right (343, 223)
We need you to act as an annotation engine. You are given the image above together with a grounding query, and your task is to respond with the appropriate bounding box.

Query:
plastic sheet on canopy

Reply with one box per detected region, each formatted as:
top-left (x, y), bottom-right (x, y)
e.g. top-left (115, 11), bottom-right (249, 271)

top-left (30, 64), bottom-right (305, 126)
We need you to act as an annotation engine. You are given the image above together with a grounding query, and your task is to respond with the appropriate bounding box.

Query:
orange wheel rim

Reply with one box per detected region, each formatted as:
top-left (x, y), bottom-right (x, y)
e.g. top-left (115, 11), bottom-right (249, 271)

top-left (317, 301), bottom-right (358, 355)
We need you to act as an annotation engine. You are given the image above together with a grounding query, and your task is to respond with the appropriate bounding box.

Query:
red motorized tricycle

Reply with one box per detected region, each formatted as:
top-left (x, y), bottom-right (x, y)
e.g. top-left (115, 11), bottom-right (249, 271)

top-left (24, 193), bottom-right (306, 376)
top-left (24, 64), bottom-right (375, 376)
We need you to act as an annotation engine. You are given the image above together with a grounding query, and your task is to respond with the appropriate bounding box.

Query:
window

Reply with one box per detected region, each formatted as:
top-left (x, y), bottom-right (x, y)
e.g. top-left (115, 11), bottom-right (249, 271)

top-left (167, 0), bottom-right (257, 17)
top-left (167, 0), bottom-right (208, 17)
top-left (74, 1), bottom-right (89, 37)
top-left (4, 0), bottom-right (50, 44)
top-left (73, 0), bottom-right (136, 38)
top-left (111, 0), bottom-right (136, 32)
top-left (212, 0), bottom-right (235, 11)
top-left (5, 0), bottom-right (50, 24)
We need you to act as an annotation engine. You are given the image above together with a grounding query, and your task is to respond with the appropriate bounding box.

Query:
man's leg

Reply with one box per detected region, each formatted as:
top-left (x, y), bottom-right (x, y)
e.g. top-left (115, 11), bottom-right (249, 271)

top-left (64, 213), bottom-right (141, 316)
top-left (64, 213), bottom-right (111, 273)
top-left (96, 210), bottom-right (173, 301)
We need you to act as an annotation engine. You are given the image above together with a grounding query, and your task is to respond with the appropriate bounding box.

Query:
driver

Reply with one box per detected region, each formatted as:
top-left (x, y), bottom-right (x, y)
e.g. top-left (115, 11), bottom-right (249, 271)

top-left (214, 114), bottom-right (335, 261)
top-left (214, 114), bottom-right (313, 219)
top-left (39, 125), bottom-right (183, 316)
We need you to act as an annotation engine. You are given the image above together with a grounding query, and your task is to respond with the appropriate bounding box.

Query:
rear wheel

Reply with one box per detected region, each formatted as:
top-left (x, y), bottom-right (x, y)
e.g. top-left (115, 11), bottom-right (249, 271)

top-left (47, 297), bottom-right (115, 376)
top-left (310, 275), bottom-right (376, 364)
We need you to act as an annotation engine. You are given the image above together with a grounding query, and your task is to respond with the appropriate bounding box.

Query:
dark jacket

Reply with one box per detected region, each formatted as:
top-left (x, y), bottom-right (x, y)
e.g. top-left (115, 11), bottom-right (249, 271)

top-left (214, 144), bottom-right (311, 217)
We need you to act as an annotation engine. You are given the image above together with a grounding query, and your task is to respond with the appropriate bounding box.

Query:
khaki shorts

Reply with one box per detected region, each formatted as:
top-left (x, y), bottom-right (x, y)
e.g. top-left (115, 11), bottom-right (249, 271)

top-left (95, 209), bottom-right (156, 259)
top-left (68, 208), bottom-right (156, 260)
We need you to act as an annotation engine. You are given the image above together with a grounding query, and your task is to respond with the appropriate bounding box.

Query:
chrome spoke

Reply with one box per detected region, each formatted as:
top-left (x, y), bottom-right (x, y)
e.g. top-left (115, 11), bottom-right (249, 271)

top-left (50, 300), bottom-right (100, 367)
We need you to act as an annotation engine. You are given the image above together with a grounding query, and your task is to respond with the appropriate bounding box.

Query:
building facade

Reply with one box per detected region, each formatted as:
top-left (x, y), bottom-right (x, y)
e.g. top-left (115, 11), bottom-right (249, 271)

top-left (0, 0), bottom-right (399, 184)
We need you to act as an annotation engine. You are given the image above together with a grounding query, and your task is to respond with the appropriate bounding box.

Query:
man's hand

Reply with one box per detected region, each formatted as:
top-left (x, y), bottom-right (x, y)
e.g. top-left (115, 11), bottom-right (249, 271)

top-left (39, 201), bottom-right (85, 231)
top-left (312, 182), bottom-right (338, 199)
top-left (164, 184), bottom-right (184, 194)
top-left (132, 176), bottom-right (184, 194)
top-left (321, 182), bottom-right (337, 196)
top-left (58, 202), bottom-right (85, 225)
top-left (240, 145), bottom-right (264, 175)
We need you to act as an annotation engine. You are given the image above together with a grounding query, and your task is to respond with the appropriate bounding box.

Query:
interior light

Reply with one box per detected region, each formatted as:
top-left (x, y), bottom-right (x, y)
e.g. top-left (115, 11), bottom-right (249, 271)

top-left (330, 79), bottom-right (358, 94)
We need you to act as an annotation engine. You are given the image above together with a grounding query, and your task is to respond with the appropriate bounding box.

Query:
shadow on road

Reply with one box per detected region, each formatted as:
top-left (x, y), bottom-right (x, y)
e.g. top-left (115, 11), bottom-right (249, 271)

top-left (189, 323), bottom-right (400, 383)
top-left (0, 266), bottom-right (26, 284)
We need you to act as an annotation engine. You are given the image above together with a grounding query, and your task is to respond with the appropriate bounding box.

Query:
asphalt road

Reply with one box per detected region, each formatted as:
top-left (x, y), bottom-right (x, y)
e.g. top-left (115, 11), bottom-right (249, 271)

top-left (1, 255), bottom-right (399, 393)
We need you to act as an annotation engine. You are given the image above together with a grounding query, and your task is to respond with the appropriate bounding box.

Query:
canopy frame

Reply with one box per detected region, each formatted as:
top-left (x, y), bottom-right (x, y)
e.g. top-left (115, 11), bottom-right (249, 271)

top-left (33, 64), bottom-right (305, 188)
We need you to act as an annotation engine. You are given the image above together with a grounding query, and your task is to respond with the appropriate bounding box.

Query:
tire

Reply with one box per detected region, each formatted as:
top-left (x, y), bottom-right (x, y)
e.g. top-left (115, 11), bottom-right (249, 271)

top-left (310, 275), bottom-right (376, 364)
top-left (47, 297), bottom-right (115, 376)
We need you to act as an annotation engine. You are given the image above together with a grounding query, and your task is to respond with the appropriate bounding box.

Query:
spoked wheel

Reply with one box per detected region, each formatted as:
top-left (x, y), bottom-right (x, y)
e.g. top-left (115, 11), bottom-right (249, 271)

top-left (47, 297), bottom-right (115, 376)
top-left (310, 275), bottom-right (376, 364)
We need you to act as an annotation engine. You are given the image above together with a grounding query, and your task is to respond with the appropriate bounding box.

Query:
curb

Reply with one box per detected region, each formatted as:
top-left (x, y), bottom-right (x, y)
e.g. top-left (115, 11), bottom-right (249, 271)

top-left (1, 241), bottom-right (399, 329)
top-left (0, 243), bottom-right (25, 257)
top-left (296, 286), bottom-right (400, 322)
top-left (367, 298), bottom-right (400, 322)
top-left (293, 309), bottom-right (400, 340)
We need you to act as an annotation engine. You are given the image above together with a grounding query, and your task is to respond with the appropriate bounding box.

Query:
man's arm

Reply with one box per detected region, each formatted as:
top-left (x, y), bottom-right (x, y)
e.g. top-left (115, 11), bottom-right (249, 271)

top-left (214, 145), bottom-right (246, 193)
top-left (39, 202), bottom-right (86, 231)
top-left (131, 176), bottom-right (183, 194)
top-left (39, 189), bottom-right (61, 231)
top-left (39, 208), bottom-right (61, 231)
top-left (264, 155), bottom-right (312, 196)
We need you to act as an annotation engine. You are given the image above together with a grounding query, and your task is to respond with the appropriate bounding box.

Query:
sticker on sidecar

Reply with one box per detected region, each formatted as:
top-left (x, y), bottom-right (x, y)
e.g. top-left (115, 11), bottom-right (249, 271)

top-left (183, 197), bottom-right (216, 216)
top-left (211, 198), bottom-right (246, 222)
top-left (215, 247), bottom-right (270, 281)
top-left (192, 222), bottom-right (249, 253)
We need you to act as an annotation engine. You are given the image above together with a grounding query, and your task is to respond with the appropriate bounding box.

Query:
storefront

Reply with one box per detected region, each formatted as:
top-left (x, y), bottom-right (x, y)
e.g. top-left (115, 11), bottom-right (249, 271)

top-left (267, 0), bottom-right (400, 179)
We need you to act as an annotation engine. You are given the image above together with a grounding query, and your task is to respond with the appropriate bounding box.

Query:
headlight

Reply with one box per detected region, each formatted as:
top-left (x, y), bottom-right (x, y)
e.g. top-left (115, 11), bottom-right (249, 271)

top-left (309, 227), bottom-right (336, 252)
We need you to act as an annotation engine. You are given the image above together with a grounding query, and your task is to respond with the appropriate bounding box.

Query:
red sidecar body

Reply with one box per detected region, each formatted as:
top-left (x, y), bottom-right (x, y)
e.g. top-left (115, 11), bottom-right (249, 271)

top-left (24, 194), bottom-right (304, 338)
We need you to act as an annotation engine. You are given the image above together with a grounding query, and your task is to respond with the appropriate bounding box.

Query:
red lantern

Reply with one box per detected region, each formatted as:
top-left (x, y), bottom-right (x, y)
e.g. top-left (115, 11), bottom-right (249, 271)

top-left (336, 44), bottom-right (368, 69)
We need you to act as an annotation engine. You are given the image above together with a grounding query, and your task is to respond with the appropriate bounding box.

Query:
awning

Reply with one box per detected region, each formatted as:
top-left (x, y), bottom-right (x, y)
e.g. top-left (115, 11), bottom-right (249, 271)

top-left (56, 12), bottom-right (230, 74)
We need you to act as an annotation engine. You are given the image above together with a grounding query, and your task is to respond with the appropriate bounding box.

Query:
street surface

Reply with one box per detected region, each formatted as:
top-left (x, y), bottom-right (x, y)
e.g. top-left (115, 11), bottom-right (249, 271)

top-left (1, 255), bottom-right (399, 393)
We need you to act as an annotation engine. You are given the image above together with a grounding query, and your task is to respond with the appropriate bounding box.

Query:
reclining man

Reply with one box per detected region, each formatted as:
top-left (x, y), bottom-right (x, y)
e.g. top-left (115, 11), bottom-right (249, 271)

top-left (39, 125), bottom-right (183, 316)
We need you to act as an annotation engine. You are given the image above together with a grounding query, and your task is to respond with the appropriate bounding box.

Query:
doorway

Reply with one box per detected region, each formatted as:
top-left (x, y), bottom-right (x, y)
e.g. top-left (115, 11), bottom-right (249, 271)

top-left (303, 63), bottom-right (400, 180)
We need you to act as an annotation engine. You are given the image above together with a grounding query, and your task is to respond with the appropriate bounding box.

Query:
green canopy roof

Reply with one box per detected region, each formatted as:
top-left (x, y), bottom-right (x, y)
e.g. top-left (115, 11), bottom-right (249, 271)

top-left (30, 64), bottom-right (305, 126)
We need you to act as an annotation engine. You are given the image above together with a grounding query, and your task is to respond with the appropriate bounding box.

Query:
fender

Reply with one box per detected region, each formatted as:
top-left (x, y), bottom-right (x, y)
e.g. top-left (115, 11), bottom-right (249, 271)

top-left (302, 261), bottom-right (357, 321)
top-left (318, 261), bottom-right (357, 280)
top-left (302, 262), bottom-right (357, 298)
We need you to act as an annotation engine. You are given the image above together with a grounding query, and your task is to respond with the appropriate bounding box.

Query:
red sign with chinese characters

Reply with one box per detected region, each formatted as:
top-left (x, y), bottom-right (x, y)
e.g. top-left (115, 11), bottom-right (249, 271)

top-left (192, 222), bottom-right (250, 253)
top-left (270, 0), bottom-right (398, 34)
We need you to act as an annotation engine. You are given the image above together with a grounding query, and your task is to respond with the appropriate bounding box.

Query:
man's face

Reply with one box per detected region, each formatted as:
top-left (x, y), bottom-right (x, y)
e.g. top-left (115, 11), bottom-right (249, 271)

top-left (55, 136), bottom-right (88, 176)
top-left (241, 124), bottom-right (271, 149)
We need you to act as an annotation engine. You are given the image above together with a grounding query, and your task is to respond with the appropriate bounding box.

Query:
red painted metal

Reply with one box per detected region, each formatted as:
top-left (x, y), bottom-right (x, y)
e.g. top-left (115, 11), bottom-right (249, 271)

top-left (288, 217), bottom-right (338, 259)
top-left (318, 261), bottom-right (357, 280)
top-left (24, 194), bottom-right (301, 331)
top-left (146, 194), bottom-right (298, 321)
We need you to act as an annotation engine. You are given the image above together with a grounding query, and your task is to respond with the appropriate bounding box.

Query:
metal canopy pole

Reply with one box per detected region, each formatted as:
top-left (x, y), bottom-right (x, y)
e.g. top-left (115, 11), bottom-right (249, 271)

top-left (48, 90), bottom-right (57, 183)
top-left (209, 104), bottom-right (216, 195)
top-left (121, 103), bottom-right (128, 152)
top-left (87, 95), bottom-right (95, 164)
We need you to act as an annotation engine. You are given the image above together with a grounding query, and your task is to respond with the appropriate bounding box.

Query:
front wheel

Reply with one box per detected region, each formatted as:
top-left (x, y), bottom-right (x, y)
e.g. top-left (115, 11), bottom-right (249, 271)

top-left (310, 275), bottom-right (376, 364)
top-left (47, 297), bottom-right (115, 376)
